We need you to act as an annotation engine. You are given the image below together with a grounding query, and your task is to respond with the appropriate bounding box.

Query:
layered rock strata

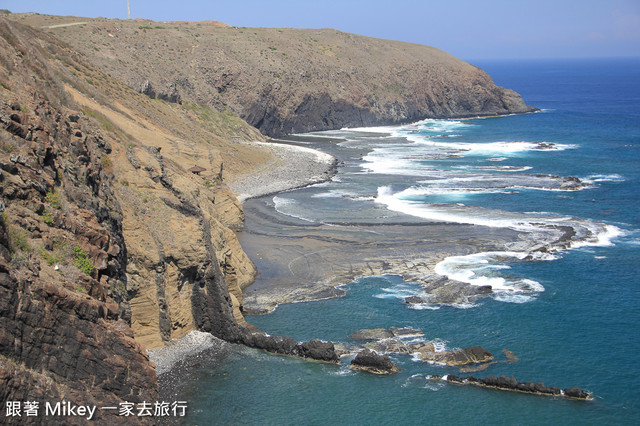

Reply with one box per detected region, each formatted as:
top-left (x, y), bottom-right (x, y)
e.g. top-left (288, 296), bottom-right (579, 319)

top-left (0, 16), bottom-right (263, 417)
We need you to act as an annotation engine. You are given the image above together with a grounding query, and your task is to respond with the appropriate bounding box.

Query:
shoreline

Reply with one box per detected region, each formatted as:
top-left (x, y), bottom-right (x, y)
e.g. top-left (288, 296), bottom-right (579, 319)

top-left (148, 330), bottom-right (230, 376)
top-left (228, 140), bottom-right (338, 203)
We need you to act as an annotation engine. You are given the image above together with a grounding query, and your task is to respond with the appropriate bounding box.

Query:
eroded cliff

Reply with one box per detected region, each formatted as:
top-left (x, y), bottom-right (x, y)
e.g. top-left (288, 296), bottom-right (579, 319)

top-left (0, 17), bottom-right (266, 419)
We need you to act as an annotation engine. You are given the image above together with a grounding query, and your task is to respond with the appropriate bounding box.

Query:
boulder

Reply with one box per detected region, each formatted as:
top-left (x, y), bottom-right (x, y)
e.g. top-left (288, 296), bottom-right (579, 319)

top-left (296, 339), bottom-right (339, 363)
top-left (350, 349), bottom-right (399, 374)
top-left (564, 387), bottom-right (590, 400)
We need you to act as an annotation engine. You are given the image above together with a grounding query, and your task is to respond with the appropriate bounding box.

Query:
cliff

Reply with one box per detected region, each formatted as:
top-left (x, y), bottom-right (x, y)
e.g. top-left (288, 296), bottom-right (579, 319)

top-left (0, 17), bottom-right (265, 420)
top-left (9, 14), bottom-right (535, 137)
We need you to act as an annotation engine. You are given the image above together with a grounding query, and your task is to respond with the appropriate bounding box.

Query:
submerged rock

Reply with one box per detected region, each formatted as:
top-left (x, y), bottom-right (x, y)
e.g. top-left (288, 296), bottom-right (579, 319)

top-left (350, 328), bottom-right (395, 340)
top-left (350, 349), bottom-right (399, 375)
top-left (391, 327), bottom-right (423, 337)
top-left (351, 327), bottom-right (424, 341)
top-left (418, 346), bottom-right (493, 366)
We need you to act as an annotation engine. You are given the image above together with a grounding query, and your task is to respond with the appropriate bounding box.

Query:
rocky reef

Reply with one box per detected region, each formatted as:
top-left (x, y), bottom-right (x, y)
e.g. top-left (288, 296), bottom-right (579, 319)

top-left (349, 328), bottom-right (494, 368)
top-left (240, 333), bottom-right (339, 363)
top-left (435, 374), bottom-right (592, 400)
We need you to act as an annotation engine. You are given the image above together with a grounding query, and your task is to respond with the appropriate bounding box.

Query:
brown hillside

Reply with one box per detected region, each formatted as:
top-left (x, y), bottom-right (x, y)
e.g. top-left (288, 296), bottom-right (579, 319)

top-left (10, 13), bottom-right (535, 137)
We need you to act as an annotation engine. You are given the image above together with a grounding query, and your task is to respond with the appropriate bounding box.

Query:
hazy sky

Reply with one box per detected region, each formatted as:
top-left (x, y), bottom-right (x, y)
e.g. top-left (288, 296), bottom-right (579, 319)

top-left (5, 0), bottom-right (640, 60)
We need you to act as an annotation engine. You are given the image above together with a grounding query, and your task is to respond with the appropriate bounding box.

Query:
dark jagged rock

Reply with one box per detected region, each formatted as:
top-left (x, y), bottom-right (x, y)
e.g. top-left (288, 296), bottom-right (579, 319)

top-left (350, 349), bottom-right (399, 374)
top-left (297, 339), bottom-right (340, 363)
top-left (140, 80), bottom-right (157, 99)
top-left (438, 374), bottom-right (590, 400)
top-left (241, 332), bottom-right (298, 355)
top-left (240, 333), bottom-right (339, 363)
top-left (140, 80), bottom-right (182, 104)
top-left (405, 295), bottom-right (427, 305)
top-left (564, 386), bottom-right (590, 400)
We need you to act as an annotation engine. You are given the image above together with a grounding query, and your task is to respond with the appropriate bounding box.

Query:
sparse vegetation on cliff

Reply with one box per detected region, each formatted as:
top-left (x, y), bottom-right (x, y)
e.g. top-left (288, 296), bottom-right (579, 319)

top-left (72, 245), bottom-right (94, 276)
top-left (8, 13), bottom-right (535, 138)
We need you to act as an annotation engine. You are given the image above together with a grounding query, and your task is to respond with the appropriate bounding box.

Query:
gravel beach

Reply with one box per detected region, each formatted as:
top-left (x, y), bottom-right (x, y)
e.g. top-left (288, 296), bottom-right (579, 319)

top-left (228, 141), bottom-right (337, 202)
top-left (148, 331), bottom-right (229, 376)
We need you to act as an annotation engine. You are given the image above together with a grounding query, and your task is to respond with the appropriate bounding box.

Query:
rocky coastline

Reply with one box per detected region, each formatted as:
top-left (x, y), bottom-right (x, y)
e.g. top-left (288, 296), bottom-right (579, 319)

top-left (0, 13), bottom-right (591, 421)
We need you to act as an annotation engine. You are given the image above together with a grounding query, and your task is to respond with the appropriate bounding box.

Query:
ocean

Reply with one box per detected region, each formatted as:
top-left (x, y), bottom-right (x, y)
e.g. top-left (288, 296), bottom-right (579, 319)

top-left (169, 58), bottom-right (640, 424)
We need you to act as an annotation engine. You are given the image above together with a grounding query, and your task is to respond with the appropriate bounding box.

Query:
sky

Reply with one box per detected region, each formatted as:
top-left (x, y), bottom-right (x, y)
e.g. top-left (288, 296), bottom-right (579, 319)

top-left (4, 0), bottom-right (640, 60)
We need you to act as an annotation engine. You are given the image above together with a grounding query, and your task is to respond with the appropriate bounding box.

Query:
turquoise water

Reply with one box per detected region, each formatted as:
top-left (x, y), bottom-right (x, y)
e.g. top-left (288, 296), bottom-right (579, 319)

top-left (181, 58), bottom-right (640, 424)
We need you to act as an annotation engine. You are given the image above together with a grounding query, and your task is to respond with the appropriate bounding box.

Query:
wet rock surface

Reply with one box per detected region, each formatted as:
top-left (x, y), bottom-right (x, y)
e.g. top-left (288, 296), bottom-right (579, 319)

top-left (418, 346), bottom-right (494, 366)
top-left (348, 328), bottom-right (494, 367)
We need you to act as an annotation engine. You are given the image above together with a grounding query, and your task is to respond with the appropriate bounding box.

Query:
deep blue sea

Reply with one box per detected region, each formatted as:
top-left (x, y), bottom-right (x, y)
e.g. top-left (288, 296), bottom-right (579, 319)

top-left (181, 58), bottom-right (640, 424)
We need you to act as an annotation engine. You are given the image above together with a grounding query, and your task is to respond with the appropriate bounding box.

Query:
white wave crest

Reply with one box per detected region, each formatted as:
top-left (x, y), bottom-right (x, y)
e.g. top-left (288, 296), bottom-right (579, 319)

top-left (272, 196), bottom-right (316, 223)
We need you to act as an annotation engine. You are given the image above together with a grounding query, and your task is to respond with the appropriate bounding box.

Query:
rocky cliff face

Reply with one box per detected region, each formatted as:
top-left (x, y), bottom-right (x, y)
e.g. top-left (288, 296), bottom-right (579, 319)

top-left (0, 17), bottom-right (265, 417)
top-left (10, 14), bottom-right (536, 137)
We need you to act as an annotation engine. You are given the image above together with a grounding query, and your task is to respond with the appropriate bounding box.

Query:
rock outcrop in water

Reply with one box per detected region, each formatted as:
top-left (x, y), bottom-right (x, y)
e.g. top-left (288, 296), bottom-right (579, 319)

top-left (436, 374), bottom-right (592, 400)
top-left (10, 14), bottom-right (536, 137)
top-left (348, 328), bottom-right (493, 367)
top-left (241, 333), bottom-right (339, 363)
top-left (350, 349), bottom-right (399, 374)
